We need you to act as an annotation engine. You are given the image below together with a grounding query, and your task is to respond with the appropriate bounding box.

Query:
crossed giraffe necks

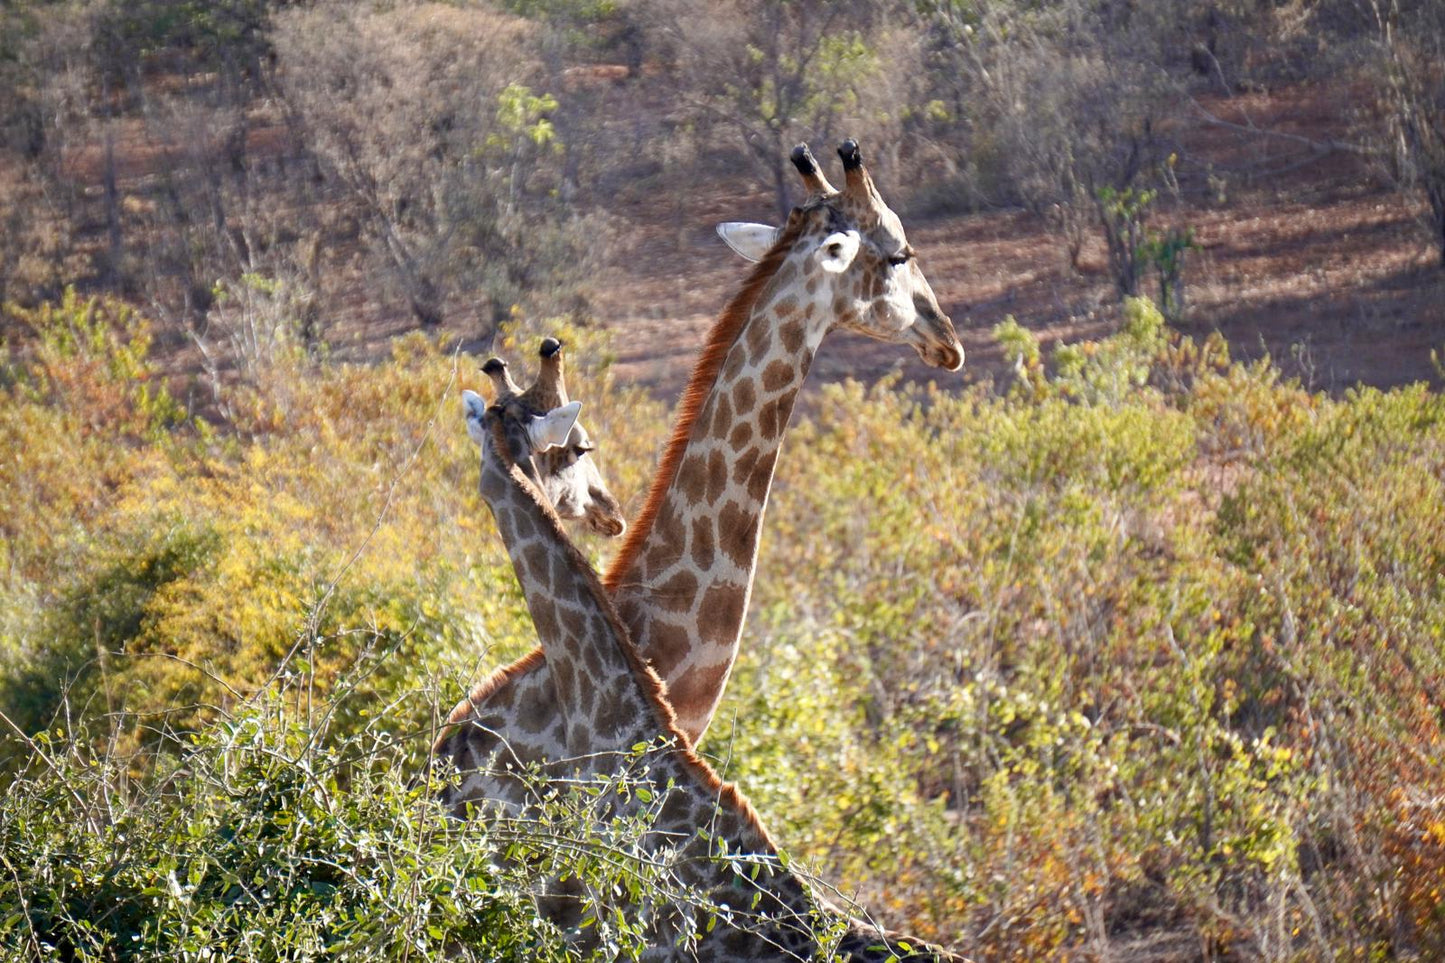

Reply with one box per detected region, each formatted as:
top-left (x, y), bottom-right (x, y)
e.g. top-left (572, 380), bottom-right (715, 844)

top-left (478, 411), bottom-right (946, 962)
top-left (437, 241), bottom-right (822, 805)
top-left (480, 418), bottom-right (671, 758)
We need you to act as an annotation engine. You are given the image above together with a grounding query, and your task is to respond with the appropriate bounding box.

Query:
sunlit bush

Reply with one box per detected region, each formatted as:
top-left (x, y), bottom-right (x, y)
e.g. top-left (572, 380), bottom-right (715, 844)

top-left (0, 295), bottom-right (662, 765)
top-left (5, 292), bottom-right (1445, 958)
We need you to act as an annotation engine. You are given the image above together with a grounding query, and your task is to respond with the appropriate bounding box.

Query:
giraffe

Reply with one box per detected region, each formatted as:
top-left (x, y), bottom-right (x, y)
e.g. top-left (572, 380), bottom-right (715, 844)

top-left (469, 390), bottom-right (962, 961)
top-left (468, 337), bottom-right (626, 538)
top-left (437, 138), bottom-right (963, 811)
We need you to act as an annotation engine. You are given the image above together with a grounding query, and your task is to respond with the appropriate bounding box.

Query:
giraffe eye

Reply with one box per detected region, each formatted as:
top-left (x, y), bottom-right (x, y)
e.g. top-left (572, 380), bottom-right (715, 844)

top-left (887, 252), bottom-right (912, 268)
top-left (573, 444), bottom-right (594, 457)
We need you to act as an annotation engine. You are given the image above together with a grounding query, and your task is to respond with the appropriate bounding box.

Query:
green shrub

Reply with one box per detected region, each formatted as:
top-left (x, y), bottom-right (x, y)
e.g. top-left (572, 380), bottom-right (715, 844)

top-left (5, 293), bottom-right (1445, 957)
top-left (0, 702), bottom-right (585, 961)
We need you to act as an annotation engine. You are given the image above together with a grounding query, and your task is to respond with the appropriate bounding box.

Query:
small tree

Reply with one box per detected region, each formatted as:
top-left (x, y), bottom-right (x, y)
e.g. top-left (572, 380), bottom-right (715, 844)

top-left (643, 0), bottom-right (919, 218)
top-left (275, 2), bottom-right (595, 334)
top-left (925, 1), bottom-right (1178, 265)
top-left (1095, 185), bottom-right (1155, 300)
top-left (1367, 0), bottom-right (1445, 267)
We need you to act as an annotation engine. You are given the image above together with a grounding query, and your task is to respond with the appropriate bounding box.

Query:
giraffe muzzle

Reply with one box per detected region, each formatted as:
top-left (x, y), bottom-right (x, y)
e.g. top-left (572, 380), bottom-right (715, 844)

top-left (907, 315), bottom-right (965, 372)
top-left (585, 489), bottom-right (627, 537)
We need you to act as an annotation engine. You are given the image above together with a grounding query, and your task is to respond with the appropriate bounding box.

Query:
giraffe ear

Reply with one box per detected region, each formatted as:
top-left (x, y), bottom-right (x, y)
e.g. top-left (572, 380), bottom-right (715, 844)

top-left (815, 230), bottom-right (860, 274)
top-left (462, 389), bottom-right (488, 446)
top-left (528, 401), bottom-right (582, 452)
top-left (715, 222), bottom-right (781, 262)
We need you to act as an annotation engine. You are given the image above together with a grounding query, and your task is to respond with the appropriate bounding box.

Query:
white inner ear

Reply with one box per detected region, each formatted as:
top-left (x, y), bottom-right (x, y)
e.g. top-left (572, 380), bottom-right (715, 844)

top-left (716, 222), bottom-right (781, 262)
top-left (528, 400), bottom-right (582, 452)
top-left (815, 230), bottom-right (860, 274)
top-left (462, 389), bottom-right (487, 446)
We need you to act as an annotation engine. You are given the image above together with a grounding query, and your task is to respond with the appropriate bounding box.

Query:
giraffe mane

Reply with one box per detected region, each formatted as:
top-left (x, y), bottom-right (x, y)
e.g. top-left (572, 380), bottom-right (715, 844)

top-left (601, 211), bottom-right (809, 592)
top-left (439, 647), bottom-right (546, 733)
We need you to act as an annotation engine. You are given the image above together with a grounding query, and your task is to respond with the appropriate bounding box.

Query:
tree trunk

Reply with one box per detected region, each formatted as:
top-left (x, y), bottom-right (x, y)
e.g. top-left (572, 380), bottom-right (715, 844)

top-left (772, 158), bottom-right (790, 222)
top-left (103, 122), bottom-right (122, 288)
top-left (1429, 181), bottom-right (1445, 269)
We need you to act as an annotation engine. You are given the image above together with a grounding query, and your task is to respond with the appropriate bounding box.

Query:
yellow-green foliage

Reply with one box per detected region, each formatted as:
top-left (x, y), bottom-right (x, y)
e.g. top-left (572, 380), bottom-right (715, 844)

top-left (720, 304), bottom-right (1445, 959)
top-left (0, 294), bottom-right (665, 759)
top-left (4, 292), bottom-right (1445, 959)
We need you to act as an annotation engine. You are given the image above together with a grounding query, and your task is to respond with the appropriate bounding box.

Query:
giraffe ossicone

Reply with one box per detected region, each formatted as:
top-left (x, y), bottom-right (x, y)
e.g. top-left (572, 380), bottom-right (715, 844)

top-left (466, 338), bottom-right (625, 538)
top-left (463, 389), bottom-right (579, 455)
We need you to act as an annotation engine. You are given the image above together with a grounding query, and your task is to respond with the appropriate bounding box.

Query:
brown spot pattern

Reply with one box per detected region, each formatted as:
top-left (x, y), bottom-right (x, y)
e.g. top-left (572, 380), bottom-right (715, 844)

top-left (732, 446), bottom-right (759, 486)
top-left (747, 450), bottom-right (778, 502)
top-left (675, 453), bottom-right (707, 502)
top-left (522, 544), bottom-right (549, 583)
top-left (745, 319), bottom-right (770, 361)
top-left (530, 597), bottom-right (560, 646)
top-left (732, 378), bottom-right (756, 415)
top-left (729, 422), bottom-right (753, 449)
top-left (647, 619), bottom-right (692, 676)
top-left (705, 448), bottom-right (727, 503)
top-left (698, 582), bottom-right (746, 636)
top-left (717, 500), bottom-right (753, 568)
top-left (667, 659), bottom-right (731, 717)
top-left (517, 690), bottom-right (552, 734)
top-left (710, 394), bottom-right (733, 437)
top-left (691, 518), bottom-right (715, 571)
top-left (656, 570), bottom-right (699, 612)
top-left (779, 319), bottom-right (805, 354)
top-left (762, 359), bottom-right (793, 392)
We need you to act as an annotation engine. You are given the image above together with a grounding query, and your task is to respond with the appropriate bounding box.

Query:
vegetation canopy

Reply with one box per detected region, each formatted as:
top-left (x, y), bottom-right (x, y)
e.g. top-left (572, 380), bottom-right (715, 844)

top-left (2, 293), bottom-right (1445, 959)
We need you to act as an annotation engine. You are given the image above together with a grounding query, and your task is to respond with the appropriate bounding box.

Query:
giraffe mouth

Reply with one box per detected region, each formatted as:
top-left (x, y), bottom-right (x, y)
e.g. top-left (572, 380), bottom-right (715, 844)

top-left (906, 322), bottom-right (965, 372)
top-left (920, 340), bottom-right (964, 371)
top-left (584, 489), bottom-right (627, 538)
top-left (899, 299), bottom-right (965, 371)
top-left (587, 513), bottom-right (627, 538)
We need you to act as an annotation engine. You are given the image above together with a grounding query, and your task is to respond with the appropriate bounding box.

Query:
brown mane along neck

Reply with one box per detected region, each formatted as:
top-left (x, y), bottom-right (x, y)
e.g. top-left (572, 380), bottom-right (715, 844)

top-left (602, 215), bottom-right (807, 591)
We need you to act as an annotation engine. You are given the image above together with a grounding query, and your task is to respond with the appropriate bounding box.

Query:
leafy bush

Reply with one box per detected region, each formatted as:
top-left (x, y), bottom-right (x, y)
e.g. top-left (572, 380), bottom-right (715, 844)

top-left (720, 301), bottom-right (1445, 958)
top-left (0, 701), bottom-right (599, 961)
top-left (5, 292), bottom-right (1445, 958)
top-left (0, 294), bottom-right (663, 768)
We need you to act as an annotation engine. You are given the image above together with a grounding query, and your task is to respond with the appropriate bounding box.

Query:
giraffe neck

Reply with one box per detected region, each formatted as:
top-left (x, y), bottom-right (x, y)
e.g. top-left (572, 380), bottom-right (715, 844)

top-left (604, 246), bottom-right (826, 743)
top-left (479, 422), bottom-right (664, 759)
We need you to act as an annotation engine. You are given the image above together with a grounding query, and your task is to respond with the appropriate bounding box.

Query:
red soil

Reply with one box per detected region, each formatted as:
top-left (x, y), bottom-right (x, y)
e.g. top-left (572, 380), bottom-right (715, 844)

top-left (591, 81), bottom-right (1444, 400)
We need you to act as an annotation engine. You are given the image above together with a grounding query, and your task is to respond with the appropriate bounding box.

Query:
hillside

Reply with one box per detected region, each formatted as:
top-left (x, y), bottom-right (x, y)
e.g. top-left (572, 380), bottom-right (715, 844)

top-left (2, 3), bottom-right (1443, 402)
top-left (591, 82), bottom-right (1444, 397)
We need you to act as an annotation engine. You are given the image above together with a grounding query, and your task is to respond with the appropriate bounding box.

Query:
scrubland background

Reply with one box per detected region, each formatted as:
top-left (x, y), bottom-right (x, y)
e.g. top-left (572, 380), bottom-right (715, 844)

top-left (2, 1), bottom-right (1445, 960)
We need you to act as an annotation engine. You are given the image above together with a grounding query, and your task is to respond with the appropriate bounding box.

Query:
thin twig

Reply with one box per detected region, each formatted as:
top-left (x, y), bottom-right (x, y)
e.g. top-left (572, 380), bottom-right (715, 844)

top-left (1186, 95), bottom-right (1371, 157)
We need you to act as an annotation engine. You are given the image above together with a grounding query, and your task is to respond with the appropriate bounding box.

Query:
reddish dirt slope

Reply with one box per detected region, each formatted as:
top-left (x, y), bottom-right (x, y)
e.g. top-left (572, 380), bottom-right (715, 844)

top-left (591, 82), bottom-right (1444, 400)
top-left (14, 79), bottom-right (1441, 401)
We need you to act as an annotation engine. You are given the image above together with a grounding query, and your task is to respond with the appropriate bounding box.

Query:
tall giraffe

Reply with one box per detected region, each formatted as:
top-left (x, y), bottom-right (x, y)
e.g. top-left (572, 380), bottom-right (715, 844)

top-left (438, 139), bottom-right (962, 809)
top-left (470, 392), bottom-right (961, 961)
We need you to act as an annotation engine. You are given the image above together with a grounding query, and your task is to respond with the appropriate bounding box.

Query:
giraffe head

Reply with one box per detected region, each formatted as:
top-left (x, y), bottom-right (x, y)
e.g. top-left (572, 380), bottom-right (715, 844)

top-left (716, 139), bottom-right (964, 371)
top-left (465, 338), bottom-right (626, 536)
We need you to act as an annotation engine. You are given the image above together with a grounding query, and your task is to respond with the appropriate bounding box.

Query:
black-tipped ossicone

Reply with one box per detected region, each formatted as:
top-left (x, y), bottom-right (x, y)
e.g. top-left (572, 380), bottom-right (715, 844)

top-left (790, 143), bottom-right (819, 175)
